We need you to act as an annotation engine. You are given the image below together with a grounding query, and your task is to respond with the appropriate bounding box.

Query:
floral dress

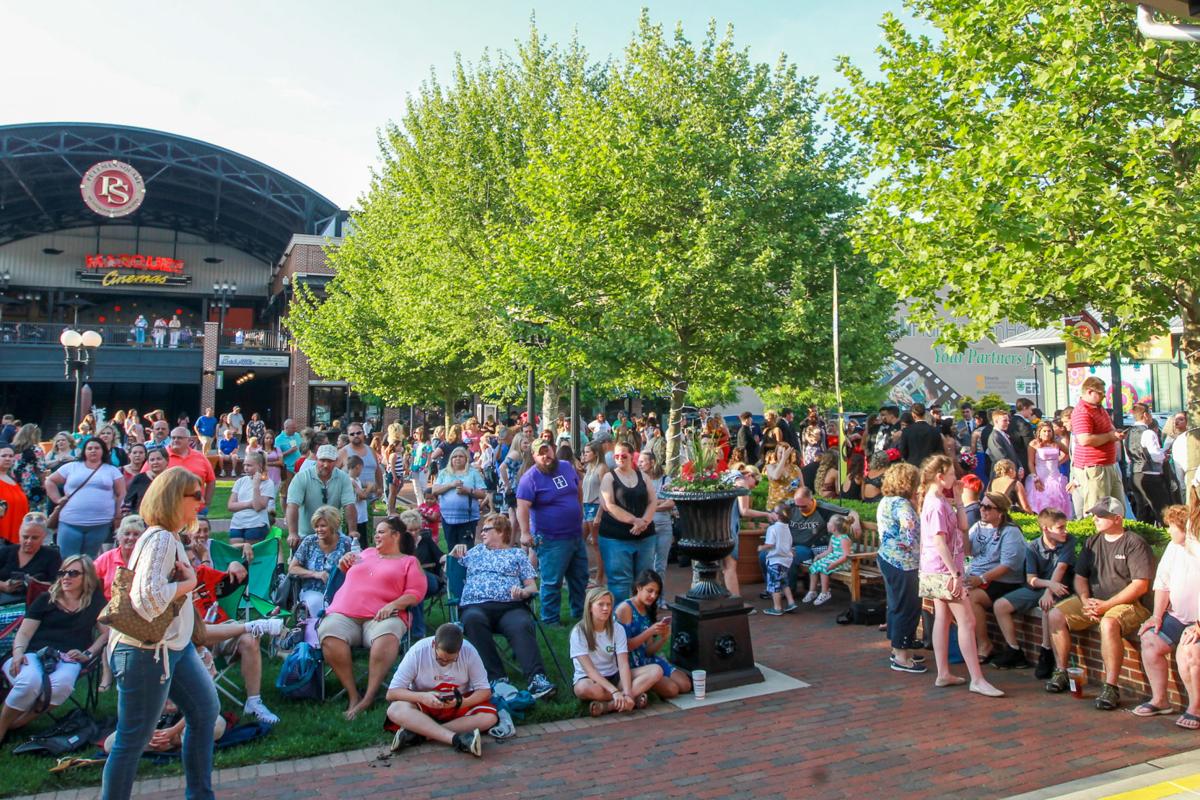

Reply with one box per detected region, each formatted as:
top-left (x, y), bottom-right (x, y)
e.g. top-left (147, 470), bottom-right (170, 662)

top-left (617, 599), bottom-right (676, 677)
top-left (12, 447), bottom-right (47, 513)
top-left (809, 533), bottom-right (850, 575)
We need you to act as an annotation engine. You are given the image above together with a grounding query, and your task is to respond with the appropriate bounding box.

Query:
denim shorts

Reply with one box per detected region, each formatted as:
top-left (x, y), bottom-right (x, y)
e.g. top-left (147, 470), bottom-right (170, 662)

top-left (229, 524), bottom-right (269, 542)
top-left (583, 503), bottom-right (599, 522)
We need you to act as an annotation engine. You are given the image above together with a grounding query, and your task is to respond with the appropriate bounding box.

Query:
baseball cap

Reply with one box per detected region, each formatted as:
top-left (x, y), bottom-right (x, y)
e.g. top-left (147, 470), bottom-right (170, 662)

top-left (532, 438), bottom-right (554, 452)
top-left (1087, 497), bottom-right (1124, 518)
top-left (316, 444), bottom-right (339, 460)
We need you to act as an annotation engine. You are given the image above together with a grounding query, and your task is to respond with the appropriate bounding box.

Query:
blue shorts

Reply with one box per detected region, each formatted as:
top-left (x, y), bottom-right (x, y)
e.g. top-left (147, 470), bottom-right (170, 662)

top-left (583, 503), bottom-right (599, 522)
top-left (766, 563), bottom-right (790, 594)
top-left (229, 524), bottom-right (269, 543)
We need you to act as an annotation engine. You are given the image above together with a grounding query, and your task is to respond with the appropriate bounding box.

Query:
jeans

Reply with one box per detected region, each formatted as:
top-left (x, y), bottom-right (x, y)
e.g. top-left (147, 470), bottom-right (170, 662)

top-left (460, 600), bottom-right (546, 682)
top-left (536, 536), bottom-right (589, 624)
top-left (652, 518), bottom-right (673, 576)
top-left (56, 521), bottom-right (112, 558)
top-left (443, 521), bottom-right (478, 551)
top-left (102, 643), bottom-right (218, 800)
top-left (758, 544), bottom-right (816, 591)
top-left (598, 535), bottom-right (657, 604)
top-left (878, 557), bottom-right (920, 650)
top-left (409, 572), bottom-right (440, 639)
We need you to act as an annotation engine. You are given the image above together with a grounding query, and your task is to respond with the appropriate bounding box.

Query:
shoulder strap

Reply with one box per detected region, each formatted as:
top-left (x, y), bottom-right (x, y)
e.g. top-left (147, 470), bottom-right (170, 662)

top-left (57, 464), bottom-right (104, 512)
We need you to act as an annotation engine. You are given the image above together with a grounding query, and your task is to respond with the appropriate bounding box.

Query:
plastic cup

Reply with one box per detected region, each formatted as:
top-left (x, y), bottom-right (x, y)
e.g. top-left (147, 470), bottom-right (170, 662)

top-left (1067, 666), bottom-right (1086, 698)
top-left (692, 669), bottom-right (707, 699)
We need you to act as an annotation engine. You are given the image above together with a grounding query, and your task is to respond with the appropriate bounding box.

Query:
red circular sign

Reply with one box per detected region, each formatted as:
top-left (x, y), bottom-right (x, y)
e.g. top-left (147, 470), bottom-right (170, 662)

top-left (80, 160), bottom-right (145, 218)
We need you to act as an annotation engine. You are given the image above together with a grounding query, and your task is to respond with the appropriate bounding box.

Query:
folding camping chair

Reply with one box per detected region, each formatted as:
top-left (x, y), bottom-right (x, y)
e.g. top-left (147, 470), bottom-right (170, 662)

top-left (319, 566), bottom-right (413, 701)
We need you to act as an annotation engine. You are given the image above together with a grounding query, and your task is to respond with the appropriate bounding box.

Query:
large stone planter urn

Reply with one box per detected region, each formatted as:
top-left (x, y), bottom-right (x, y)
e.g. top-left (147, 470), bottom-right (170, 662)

top-left (661, 486), bottom-right (764, 692)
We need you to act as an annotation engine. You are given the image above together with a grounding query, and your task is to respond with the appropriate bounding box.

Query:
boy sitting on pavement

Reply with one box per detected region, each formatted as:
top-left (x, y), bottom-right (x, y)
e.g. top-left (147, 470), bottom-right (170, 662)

top-left (386, 623), bottom-right (498, 758)
top-left (1044, 497), bottom-right (1153, 710)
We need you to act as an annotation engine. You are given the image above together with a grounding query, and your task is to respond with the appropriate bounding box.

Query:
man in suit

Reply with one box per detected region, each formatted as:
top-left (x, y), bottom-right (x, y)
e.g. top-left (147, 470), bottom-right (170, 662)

top-left (1010, 398), bottom-right (1037, 463)
top-left (899, 403), bottom-right (943, 467)
top-left (955, 402), bottom-right (975, 448)
top-left (986, 408), bottom-right (1024, 479)
top-left (777, 407), bottom-right (800, 450)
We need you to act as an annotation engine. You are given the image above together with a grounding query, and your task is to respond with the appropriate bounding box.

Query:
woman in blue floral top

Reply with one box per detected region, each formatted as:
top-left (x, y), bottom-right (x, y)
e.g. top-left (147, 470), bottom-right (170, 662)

top-left (875, 462), bottom-right (926, 673)
top-left (449, 513), bottom-right (556, 699)
top-left (287, 505), bottom-right (358, 646)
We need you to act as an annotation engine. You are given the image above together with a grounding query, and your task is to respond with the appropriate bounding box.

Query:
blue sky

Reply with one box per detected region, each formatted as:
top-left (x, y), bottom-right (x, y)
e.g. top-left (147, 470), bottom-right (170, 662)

top-left (4, 1), bottom-right (912, 207)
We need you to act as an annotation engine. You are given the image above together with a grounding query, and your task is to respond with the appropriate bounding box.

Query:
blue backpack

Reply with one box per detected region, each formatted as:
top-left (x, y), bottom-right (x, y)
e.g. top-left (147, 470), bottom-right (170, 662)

top-left (275, 643), bottom-right (324, 701)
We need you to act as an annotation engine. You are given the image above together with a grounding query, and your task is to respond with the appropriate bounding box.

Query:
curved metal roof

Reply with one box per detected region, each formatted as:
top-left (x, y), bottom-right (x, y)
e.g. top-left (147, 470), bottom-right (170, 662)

top-left (0, 122), bottom-right (344, 264)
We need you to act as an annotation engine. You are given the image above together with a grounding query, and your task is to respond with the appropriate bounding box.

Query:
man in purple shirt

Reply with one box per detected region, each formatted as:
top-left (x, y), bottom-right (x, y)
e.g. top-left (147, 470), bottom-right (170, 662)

top-left (516, 439), bottom-right (587, 625)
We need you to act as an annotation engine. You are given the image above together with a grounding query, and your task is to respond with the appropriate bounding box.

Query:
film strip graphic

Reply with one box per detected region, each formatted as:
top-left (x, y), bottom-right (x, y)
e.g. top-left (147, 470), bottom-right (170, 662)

top-left (883, 350), bottom-right (962, 409)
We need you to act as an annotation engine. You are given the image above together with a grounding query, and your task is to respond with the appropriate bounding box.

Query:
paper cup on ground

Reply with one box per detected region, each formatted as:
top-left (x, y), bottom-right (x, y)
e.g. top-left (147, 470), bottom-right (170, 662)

top-left (692, 669), bottom-right (707, 699)
top-left (1067, 666), bottom-right (1085, 698)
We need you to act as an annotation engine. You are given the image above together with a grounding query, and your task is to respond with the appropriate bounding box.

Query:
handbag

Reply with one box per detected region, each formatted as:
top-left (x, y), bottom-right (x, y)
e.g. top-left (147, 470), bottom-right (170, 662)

top-left (47, 464), bottom-right (104, 529)
top-left (98, 565), bottom-right (186, 646)
top-left (918, 571), bottom-right (957, 601)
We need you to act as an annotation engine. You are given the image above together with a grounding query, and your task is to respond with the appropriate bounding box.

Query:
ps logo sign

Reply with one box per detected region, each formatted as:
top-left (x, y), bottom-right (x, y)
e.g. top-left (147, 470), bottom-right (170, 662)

top-left (80, 160), bottom-right (145, 218)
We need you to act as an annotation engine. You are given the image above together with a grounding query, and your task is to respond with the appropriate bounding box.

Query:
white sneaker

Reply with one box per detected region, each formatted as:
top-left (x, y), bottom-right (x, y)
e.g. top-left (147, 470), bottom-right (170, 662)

top-left (245, 618), bottom-right (284, 638)
top-left (243, 698), bottom-right (280, 725)
top-left (814, 592), bottom-right (832, 606)
top-left (801, 591), bottom-right (818, 604)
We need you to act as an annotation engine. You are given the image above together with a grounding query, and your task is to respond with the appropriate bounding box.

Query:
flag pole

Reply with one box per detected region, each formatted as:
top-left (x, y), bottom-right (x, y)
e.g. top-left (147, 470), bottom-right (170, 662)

top-left (834, 265), bottom-right (846, 487)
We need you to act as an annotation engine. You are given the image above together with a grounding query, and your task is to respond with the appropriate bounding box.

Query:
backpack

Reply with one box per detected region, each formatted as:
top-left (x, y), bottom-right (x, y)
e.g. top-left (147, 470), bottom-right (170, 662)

top-left (835, 599), bottom-right (887, 626)
top-left (275, 642), bottom-right (324, 701)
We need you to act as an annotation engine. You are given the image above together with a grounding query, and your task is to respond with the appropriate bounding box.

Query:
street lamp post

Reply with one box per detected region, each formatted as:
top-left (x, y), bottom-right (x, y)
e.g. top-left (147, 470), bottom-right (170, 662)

top-left (212, 281), bottom-right (238, 338)
top-left (60, 328), bottom-right (102, 427)
top-left (0, 270), bottom-right (10, 328)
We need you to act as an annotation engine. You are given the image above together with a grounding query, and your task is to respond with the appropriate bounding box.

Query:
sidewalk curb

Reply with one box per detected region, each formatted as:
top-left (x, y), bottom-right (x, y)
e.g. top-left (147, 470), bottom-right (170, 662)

top-left (1002, 746), bottom-right (1200, 800)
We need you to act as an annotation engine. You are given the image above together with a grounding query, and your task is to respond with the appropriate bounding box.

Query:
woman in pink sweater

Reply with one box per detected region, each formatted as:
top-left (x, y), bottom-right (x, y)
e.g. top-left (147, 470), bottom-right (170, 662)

top-left (319, 515), bottom-right (428, 719)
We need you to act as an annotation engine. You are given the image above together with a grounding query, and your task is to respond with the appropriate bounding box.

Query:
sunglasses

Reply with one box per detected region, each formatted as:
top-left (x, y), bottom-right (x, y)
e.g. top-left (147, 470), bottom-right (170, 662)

top-left (481, 526), bottom-right (495, 533)
top-left (980, 503), bottom-right (998, 511)
top-left (57, 569), bottom-right (83, 578)
top-left (187, 490), bottom-right (204, 501)
top-left (23, 513), bottom-right (48, 523)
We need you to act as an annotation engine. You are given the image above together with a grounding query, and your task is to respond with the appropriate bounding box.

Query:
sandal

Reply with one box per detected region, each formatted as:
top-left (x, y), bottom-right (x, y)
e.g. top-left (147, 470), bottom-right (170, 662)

top-left (588, 700), bottom-right (613, 717)
top-left (634, 693), bottom-right (649, 710)
top-left (1133, 702), bottom-right (1173, 717)
top-left (1176, 712), bottom-right (1200, 730)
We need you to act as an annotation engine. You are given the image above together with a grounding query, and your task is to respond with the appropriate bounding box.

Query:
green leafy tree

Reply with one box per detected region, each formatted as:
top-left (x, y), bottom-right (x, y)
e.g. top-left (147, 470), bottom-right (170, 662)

top-left (831, 0), bottom-right (1200, 466)
top-left (500, 13), bottom-right (896, 471)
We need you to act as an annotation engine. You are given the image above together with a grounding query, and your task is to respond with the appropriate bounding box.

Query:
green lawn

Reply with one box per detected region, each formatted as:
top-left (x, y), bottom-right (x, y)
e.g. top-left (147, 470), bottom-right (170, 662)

top-left (0, 530), bottom-right (585, 797)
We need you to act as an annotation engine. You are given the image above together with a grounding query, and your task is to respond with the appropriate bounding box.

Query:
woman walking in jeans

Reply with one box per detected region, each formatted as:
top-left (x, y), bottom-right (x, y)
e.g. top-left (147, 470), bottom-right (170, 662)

top-left (102, 467), bottom-right (218, 800)
top-left (598, 442), bottom-right (657, 604)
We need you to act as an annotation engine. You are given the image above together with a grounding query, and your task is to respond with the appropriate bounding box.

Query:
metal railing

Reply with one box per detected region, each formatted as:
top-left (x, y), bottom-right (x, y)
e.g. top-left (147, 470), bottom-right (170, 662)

top-left (0, 322), bottom-right (203, 348)
top-left (219, 329), bottom-right (290, 351)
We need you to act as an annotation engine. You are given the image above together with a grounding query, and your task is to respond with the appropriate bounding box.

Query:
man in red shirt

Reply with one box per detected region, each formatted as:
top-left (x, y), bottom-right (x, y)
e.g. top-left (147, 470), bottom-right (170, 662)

top-left (1070, 376), bottom-right (1125, 514)
top-left (168, 427), bottom-right (217, 506)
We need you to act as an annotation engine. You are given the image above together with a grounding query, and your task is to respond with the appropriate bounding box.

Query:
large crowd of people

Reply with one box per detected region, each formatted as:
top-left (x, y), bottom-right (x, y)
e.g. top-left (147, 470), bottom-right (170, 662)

top-left (0, 381), bottom-right (1196, 796)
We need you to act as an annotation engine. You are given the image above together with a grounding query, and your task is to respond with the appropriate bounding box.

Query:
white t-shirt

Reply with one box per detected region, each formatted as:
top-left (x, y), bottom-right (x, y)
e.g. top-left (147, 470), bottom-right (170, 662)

top-left (763, 521), bottom-right (794, 567)
top-left (351, 477), bottom-right (368, 523)
top-left (229, 475), bottom-right (276, 530)
top-left (1173, 434), bottom-right (1191, 475)
top-left (569, 623), bottom-right (628, 683)
top-left (1153, 540), bottom-right (1200, 624)
top-left (388, 637), bottom-right (489, 693)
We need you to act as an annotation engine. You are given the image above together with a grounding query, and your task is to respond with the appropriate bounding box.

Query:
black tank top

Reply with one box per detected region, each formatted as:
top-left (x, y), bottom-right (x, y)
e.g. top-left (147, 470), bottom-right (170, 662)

top-left (598, 469), bottom-right (649, 541)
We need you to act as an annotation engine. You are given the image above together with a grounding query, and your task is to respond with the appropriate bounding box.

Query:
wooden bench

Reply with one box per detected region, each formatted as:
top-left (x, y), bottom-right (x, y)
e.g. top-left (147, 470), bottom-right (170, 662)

top-left (798, 521), bottom-right (884, 601)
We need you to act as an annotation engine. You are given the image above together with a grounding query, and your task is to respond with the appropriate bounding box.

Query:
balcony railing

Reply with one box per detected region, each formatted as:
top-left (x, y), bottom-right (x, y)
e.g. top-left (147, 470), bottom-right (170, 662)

top-left (219, 329), bottom-right (290, 351)
top-left (0, 323), bottom-right (290, 351)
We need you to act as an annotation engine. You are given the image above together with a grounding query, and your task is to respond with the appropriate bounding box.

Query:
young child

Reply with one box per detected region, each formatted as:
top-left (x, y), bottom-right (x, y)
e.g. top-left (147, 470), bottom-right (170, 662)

top-left (346, 454), bottom-right (371, 548)
top-left (614, 570), bottom-right (692, 697)
top-left (803, 514), bottom-right (854, 606)
top-left (570, 587), bottom-right (662, 716)
top-left (758, 504), bottom-right (797, 616)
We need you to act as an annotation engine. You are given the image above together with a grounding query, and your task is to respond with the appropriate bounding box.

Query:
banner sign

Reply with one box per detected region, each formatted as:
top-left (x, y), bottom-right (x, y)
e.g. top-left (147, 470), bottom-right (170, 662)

top-left (218, 354), bottom-right (290, 368)
top-left (78, 253), bottom-right (191, 287)
top-left (1063, 312), bottom-right (1102, 367)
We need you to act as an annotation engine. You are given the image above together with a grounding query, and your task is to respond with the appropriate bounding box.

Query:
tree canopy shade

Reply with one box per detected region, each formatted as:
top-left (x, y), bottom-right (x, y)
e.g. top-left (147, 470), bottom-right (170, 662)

top-left (830, 0), bottom-right (1200, 456)
top-left (499, 13), bottom-right (896, 470)
top-left (288, 13), bottom-right (896, 452)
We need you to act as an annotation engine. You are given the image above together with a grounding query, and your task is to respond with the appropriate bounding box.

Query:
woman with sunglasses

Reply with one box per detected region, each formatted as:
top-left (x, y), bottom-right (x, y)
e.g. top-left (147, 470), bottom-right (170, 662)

top-left (0, 444), bottom-right (30, 544)
top-left (0, 554), bottom-right (107, 744)
top-left (45, 437), bottom-right (126, 558)
top-left (431, 447), bottom-right (487, 551)
top-left (101, 467), bottom-right (216, 800)
top-left (319, 515), bottom-right (427, 720)
top-left (598, 442), bottom-right (658, 604)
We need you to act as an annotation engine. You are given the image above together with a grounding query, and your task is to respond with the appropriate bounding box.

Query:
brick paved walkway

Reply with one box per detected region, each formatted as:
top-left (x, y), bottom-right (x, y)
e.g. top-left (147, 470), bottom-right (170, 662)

top-left (22, 566), bottom-right (1199, 800)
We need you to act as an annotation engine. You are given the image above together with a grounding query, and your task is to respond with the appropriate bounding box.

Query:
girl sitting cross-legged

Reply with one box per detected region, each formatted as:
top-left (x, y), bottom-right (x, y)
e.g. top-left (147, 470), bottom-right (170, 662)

top-left (570, 587), bottom-right (661, 716)
top-left (615, 569), bottom-right (692, 699)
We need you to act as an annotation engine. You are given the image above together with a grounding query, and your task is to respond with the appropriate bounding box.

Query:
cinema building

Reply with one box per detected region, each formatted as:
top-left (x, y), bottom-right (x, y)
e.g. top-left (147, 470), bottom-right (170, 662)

top-left (0, 122), bottom-right (374, 432)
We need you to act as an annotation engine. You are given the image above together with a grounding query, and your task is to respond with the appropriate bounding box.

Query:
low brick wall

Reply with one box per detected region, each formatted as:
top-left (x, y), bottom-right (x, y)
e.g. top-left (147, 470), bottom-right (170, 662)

top-left (923, 599), bottom-right (1187, 706)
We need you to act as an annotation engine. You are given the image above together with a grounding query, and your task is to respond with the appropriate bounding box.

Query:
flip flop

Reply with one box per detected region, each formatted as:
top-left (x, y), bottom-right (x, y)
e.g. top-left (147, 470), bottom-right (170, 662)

top-left (1133, 702), bottom-right (1173, 717)
top-left (588, 700), bottom-right (613, 717)
top-left (49, 756), bottom-right (106, 774)
top-left (1176, 712), bottom-right (1200, 730)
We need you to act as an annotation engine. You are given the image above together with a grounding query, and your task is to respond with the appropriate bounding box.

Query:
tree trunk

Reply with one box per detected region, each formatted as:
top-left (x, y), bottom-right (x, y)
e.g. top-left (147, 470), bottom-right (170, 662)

top-left (665, 379), bottom-right (688, 477)
top-left (1183, 292), bottom-right (1200, 510)
top-left (443, 387), bottom-right (456, 431)
top-left (541, 379), bottom-right (560, 431)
